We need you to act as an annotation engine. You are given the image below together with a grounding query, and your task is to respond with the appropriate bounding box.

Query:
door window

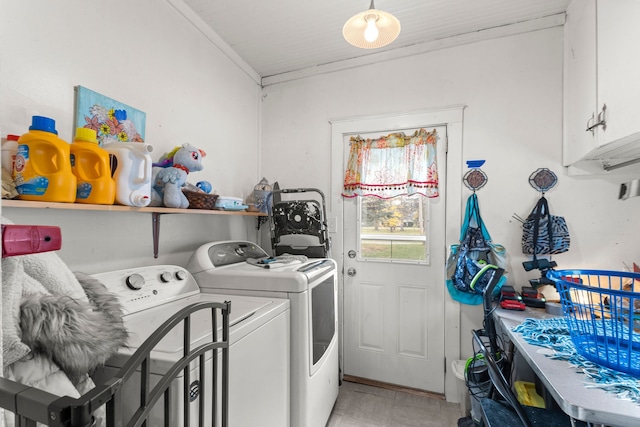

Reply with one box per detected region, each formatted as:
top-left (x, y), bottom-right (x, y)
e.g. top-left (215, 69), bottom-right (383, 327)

top-left (359, 194), bottom-right (429, 264)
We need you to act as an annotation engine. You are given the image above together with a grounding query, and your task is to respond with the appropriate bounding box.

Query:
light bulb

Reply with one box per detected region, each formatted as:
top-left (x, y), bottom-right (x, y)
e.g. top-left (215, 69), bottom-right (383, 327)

top-left (364, 14), bottom-right (379, 42)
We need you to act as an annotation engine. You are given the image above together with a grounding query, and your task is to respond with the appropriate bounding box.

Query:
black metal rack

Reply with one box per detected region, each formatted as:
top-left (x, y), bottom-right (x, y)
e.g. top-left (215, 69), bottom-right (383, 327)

top-left (0, 301), bottom-right (230, 427)
top-left (267, 187), bottom-right (331, 258)
top-left (476, 266), bottom-right (506, 361)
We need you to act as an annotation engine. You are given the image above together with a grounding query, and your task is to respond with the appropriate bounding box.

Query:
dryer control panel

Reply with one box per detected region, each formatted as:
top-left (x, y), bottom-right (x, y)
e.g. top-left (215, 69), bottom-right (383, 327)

top-left (93, 265), bottom-right (199, 315)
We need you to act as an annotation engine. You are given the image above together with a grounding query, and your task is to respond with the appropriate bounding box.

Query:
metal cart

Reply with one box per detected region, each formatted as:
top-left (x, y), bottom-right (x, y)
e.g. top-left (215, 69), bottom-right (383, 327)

top-left (465, 265), bottom-right (508, 423)
top-left (0, 301), bottom-right (230, 427)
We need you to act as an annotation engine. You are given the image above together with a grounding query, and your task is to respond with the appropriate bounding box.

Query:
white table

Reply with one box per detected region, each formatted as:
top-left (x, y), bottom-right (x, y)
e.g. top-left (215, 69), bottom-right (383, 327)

top-left (494, 307), bottom-right (640, 426)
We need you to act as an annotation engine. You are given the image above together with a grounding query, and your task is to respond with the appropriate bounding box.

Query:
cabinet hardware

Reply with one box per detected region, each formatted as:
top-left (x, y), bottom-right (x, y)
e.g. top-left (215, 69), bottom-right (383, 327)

top-left (585, 104), bottom-right (607, 133)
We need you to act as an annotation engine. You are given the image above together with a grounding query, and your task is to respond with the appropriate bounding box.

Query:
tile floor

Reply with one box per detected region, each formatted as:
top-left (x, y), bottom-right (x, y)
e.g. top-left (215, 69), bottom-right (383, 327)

top-left (326, 381), bottom-right (466, 427)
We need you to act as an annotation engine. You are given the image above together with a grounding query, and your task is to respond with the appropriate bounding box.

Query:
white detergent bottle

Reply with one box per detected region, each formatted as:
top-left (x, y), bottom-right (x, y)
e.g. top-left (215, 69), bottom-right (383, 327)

top-left (103, 142), bottom-right (153, 207)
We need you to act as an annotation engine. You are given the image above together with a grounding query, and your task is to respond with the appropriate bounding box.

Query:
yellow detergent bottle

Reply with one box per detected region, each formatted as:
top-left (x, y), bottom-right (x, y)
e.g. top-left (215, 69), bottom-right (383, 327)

top-left (14, 116), bottom-right (77, 202)
top-left (70, 127), bottom-right (116, 205)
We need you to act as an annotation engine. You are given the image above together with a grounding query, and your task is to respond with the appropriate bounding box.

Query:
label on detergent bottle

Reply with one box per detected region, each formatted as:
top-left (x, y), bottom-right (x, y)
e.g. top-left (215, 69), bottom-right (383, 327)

top-left (14, 144), bottom-right (49, 196)
top-left (75, 183), bottom-right (93, 200)
top-left (69, 153), bottom-right (92, 200)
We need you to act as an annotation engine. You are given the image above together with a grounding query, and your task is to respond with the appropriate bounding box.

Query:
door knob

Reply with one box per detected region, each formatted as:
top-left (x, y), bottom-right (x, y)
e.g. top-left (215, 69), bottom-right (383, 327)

top-left (347, 267), bottom-right (356, 277)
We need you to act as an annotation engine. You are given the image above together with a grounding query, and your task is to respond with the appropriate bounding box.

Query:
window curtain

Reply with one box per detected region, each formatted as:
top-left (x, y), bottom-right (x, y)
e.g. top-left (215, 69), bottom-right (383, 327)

top-left (342, 128), bottom-right (439, 199)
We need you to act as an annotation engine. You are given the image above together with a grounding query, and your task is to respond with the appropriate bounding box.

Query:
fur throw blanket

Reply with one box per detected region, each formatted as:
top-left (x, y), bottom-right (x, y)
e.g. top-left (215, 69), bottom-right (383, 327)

top-left (19, 271), bottom-right (129, 384)
top-left (2, 254), bottom-right (128, 379)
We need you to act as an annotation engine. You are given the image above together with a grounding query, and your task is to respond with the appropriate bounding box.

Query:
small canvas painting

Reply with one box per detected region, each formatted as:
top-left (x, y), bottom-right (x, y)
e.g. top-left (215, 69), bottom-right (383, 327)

top-left (74, 86), bottom-right (146, 145)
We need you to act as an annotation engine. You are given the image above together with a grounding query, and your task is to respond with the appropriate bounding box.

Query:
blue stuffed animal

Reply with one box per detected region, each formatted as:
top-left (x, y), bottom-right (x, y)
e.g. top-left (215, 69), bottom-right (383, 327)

top-left (150, 143), bottom-right (206, 208)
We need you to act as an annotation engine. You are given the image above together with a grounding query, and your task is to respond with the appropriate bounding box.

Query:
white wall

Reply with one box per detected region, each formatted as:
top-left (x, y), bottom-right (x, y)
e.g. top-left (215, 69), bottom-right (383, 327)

top-left (260, 26), bottom-right (640, 396)
top-left (3, 0), bottom-right (640, 402)
top-left (0, 0), bottom-right (263, 272)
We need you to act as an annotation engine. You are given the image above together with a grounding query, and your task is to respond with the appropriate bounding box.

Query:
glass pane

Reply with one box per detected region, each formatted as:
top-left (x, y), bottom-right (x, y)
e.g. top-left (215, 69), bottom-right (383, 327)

top-left (359, 195), bottom-right (429, 263)
top-left (312, 277), bottom-right (336, 365)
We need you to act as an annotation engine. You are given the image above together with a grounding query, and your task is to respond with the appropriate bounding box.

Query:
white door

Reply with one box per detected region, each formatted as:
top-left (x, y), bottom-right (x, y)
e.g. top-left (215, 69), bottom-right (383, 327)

top-left (343, 126), bottom-right (447, 393)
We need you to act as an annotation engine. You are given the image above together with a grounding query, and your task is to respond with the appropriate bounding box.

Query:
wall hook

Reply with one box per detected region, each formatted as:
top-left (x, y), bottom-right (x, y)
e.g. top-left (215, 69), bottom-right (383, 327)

top-left (463, 160), bottom-right (487, 192)
top-left (528, 168), bottom-right (557, 194)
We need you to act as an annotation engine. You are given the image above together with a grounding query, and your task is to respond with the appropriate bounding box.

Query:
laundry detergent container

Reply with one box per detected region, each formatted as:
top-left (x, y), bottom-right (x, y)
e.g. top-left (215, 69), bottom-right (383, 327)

top-left (104, 142), bottom-right (153, 207)
top-left (14, 116), bottom-right (76, 202)
top-left (71, 128), bottom-right (116, 204)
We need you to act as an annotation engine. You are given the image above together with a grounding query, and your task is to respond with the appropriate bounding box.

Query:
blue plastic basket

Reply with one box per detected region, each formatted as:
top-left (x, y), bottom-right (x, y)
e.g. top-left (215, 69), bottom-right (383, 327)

top-left (547, 269), bottom-right (640, 377)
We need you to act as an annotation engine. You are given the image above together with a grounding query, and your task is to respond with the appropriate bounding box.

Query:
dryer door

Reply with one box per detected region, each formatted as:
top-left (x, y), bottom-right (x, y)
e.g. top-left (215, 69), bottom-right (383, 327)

top-left (310, 271), bottom-right (337, 373)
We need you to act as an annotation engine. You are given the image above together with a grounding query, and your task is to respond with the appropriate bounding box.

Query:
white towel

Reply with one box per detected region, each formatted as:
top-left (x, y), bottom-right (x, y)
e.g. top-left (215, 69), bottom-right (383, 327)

top-left (2, 256), bottom-right (31, 367)
top-left (1, 217), bottom-right (88, 367)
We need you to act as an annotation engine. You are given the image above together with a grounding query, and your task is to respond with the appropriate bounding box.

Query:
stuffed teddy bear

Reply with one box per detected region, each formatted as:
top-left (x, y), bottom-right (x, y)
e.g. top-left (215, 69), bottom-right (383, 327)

top-left (149, 143), bottom-right (206, 208)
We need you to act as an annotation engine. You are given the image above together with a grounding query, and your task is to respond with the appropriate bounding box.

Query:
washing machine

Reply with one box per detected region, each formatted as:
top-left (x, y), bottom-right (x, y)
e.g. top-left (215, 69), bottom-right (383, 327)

top-left (92, 265), bottom-right (290, 427)
top-left (187, 241), bottom-right (339, 427)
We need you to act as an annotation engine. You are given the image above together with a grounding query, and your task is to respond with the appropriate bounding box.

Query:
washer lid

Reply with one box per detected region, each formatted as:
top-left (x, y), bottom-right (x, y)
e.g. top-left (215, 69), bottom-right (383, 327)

top-left (109, 293), bottom-right (288, 371)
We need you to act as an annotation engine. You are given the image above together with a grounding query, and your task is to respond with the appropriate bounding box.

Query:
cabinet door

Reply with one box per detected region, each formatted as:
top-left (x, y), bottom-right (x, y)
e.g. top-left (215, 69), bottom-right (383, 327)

top-left (597, 0), bottom-right (640, 146)
top-left (563, 0), bottom-right (596, 166)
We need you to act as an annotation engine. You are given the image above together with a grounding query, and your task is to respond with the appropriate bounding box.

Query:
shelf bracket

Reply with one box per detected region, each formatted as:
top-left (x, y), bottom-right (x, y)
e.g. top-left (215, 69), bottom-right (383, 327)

top-left (256, 216), bottom-right (269, 230)
top-left (152, 212), bottom-right (162, 258)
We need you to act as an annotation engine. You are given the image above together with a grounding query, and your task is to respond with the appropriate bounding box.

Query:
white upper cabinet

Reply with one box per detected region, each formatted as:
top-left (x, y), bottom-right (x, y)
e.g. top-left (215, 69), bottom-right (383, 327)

top-left (563, 0), bottom-right (640, 172)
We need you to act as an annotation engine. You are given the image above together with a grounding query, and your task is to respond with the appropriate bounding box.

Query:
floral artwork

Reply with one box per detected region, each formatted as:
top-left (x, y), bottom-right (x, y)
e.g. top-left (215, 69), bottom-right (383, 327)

top-left (74, 86), bottom-right (146, 145)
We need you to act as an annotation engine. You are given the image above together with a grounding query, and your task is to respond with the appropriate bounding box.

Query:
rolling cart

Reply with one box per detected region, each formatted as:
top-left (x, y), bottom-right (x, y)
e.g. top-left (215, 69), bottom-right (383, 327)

top-left (464, 265), bottom-right (508, 424)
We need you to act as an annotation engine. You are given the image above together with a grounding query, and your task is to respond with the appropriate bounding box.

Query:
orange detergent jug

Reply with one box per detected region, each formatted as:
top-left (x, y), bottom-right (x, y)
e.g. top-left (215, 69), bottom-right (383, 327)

top-left (14, 116), bottom-right (76, 202)
top-left (70, 128), bottom-right (115, 205)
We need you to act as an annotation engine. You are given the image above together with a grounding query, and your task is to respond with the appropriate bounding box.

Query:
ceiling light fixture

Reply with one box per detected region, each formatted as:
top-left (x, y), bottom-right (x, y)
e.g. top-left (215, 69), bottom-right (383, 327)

top-left (343, 0), bottom-right (401, 49)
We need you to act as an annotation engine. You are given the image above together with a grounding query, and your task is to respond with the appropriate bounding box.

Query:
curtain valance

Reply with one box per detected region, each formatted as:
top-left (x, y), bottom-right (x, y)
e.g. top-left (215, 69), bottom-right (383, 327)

top-left (342, 128), bottom-right (439, 199)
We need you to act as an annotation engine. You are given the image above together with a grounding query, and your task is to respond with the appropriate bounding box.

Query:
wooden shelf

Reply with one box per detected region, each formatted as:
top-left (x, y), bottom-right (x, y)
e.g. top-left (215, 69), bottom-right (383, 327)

top-left (2, 199), bottom-right (268, 258)
top-left (2, 199), bottom-right (267, 217)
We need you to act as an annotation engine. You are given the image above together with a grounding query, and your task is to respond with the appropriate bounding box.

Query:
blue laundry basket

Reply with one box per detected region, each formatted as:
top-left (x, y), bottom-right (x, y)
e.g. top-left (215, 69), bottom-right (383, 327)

top-left (547, 269), bottom-right (640, 377)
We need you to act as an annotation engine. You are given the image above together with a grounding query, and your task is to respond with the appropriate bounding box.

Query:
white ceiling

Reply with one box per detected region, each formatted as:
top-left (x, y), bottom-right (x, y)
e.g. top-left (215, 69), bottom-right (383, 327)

top-left (178, 0), bottom-right (571, 83)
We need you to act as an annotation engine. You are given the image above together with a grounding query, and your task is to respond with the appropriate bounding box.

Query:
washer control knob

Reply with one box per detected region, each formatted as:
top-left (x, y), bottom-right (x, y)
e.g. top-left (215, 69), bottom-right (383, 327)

top-left (160, 272), bottom-right (172, 283)
top-left (175, 270), bottom-right (187, 281)
top-left (126, 273), bottom-right (145, 290)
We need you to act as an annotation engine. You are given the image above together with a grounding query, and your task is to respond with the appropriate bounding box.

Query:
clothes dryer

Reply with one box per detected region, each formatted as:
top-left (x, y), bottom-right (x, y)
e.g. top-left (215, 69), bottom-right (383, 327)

top-left (92, 265), bottom-right (290, 427)
top-left (187, 241), bottom-right (339, 427)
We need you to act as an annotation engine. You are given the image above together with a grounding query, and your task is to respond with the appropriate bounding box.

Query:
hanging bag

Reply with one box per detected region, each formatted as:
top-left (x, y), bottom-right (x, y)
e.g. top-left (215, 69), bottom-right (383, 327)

top-left (446, 194), bottom-right (507, 305)
top-left (521, 196), bottom-right (570, 256)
